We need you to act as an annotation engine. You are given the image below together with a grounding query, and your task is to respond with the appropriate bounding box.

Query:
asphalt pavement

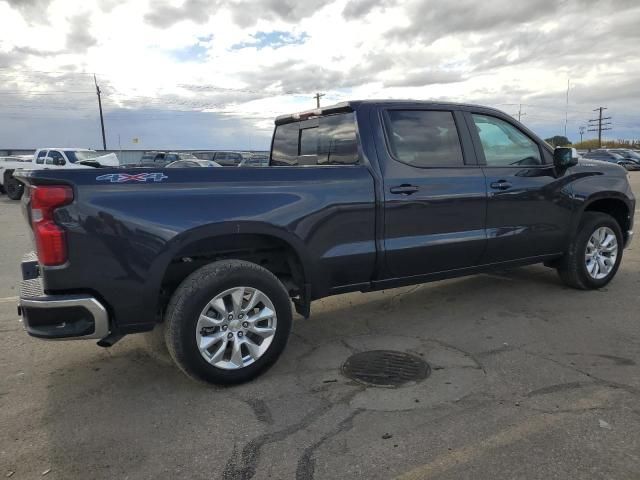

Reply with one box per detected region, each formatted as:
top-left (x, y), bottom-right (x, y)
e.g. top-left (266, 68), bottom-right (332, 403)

top-left (1, 175), bottom-right (639, 479)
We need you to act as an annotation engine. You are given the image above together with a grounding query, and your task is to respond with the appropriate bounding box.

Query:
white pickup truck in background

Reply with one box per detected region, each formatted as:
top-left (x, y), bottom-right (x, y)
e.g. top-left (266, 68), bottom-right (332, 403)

top-left (0, 148), bottom-right (119, 200)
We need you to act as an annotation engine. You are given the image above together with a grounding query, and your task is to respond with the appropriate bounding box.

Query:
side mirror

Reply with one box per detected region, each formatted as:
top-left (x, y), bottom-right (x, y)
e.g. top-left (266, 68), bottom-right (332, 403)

top-left (553, 147), bottom-right (578, 169)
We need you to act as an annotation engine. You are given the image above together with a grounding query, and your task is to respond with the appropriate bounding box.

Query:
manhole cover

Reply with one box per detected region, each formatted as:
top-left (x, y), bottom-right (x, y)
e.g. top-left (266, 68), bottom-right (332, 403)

top-left (342, 350), bottom-right (430, 387)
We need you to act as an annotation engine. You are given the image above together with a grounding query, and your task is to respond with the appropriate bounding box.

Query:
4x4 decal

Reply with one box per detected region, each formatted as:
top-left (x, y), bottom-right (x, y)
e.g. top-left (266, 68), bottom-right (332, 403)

top-left (96, 172), bottom-right (168, 183)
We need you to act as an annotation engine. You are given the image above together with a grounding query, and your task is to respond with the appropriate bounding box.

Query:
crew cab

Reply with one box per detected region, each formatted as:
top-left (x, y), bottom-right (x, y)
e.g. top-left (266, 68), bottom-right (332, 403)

top-left (16, 100), bottom-right (635, 384)
top-left (1, 148), bottom-right (118, 200)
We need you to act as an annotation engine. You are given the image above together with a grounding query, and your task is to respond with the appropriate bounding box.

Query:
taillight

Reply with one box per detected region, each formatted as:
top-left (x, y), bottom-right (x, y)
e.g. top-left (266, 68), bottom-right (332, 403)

top-left (31, 185), bottom-right (73, 266)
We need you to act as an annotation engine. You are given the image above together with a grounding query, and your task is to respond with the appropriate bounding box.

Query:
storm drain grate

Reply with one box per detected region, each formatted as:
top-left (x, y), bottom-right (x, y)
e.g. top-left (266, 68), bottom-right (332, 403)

top-left (341, 350), bottom-right (430, 387)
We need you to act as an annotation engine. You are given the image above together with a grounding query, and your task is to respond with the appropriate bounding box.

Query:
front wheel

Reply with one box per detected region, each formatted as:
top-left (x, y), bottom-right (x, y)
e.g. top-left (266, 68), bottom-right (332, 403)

top-left (164, 260), bottom-right (292, 384)
top-left (557, 212), bottom-right (623, 289)
top-left (5, 176), bottom-right (24, 200)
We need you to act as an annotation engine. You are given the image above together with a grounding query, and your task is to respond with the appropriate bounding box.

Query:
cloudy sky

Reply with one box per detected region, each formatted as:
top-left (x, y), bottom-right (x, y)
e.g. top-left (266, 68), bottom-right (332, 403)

top-left (0, 0), bottom-right (639, 150)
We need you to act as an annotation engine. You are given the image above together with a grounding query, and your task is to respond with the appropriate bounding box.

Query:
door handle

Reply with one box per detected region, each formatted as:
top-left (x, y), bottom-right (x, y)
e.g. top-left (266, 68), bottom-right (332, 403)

top-left (390, 184), bottom-right (420, 195)
top-left (490, 180), bottom-right (512, 190)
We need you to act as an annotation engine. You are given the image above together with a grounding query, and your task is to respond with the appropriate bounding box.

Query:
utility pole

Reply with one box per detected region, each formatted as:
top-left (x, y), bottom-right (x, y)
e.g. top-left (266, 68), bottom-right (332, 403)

top-left (510, 104), bottom-right (526, 122)
top-left (564, 78), bottom-right (570, 137)
top-left (94, 74), bottom-right (107, 150)
top-left (314, 92), bottom-right (325, 108)
top-left (579, 126), bottom-right (585, 143)
top-left (588, 107), bottom-right (612, 148)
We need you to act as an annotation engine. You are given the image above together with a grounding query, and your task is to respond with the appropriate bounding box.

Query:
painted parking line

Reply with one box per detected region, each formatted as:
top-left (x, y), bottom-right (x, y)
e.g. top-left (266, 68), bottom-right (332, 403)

top-left (394, 414), bottom-right (564, 480)
top-left (0, 296), bottom-right (18, 303)
top-left (394, 390), bottom-right (612, 480)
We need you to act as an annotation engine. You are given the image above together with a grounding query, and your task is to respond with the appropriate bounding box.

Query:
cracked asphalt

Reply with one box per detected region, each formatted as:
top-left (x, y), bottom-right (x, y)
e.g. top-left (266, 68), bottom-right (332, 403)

top-left (1, 174), bottom-right (640, 480)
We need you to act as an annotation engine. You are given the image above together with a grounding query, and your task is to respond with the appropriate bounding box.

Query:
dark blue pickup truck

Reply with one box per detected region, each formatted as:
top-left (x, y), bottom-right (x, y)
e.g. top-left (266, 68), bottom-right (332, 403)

top-left (17, 100), bottom-right (635, 384)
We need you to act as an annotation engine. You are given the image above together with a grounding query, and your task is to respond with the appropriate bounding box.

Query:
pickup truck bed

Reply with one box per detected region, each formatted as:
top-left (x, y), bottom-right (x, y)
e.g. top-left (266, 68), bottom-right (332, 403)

top-left (16, 100), bottom-right (635, 384)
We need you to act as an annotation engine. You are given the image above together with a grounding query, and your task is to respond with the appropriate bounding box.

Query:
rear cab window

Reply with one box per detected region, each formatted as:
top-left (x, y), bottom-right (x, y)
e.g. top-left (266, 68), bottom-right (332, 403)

top-left (270, 112), bottom-right (359, 166)
top-left (382, 110), bottom-right (464, 167)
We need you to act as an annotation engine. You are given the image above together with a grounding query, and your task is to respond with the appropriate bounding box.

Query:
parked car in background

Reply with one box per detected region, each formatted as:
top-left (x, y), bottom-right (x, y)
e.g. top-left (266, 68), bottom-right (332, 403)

top-left (211, 151), bottom-right (250, 166)
top-left (0, 148), bottom-right (118, 200)
top-left (1, 155), bottom-right (32, 163)
top-left (139, 152), bottom-right (199, 167)
top-left (0, 156), bottom-right (30, 196)
top-left (166, 159), bottom-right (222, 168)
top-left (192, 151), bottom-right (249, 165)
top-left (608, 149), bottom-right (640, 170)
top-left (192, 151), bottom-right (216, 161)
top-left (16, 100), bottom-right (635, 385)
top-left (240, 153), bottom-right (269, 167)
top-left (582, 150), bottom-right (637, 170)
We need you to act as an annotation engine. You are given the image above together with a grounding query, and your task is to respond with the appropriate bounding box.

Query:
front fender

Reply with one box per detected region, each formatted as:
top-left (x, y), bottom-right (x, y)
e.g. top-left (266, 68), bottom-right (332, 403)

top-left (569, 173), bottom-right (635, 238)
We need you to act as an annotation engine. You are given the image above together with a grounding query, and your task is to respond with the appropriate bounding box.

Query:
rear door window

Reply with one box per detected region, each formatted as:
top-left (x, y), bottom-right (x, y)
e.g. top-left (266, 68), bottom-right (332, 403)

top-left (383, 110), bottom-right (464, 167)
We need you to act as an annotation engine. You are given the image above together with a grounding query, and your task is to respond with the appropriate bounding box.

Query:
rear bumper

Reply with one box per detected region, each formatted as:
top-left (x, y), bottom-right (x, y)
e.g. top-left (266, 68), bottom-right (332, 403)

top-left (19, 255), bottom-right (110, 340)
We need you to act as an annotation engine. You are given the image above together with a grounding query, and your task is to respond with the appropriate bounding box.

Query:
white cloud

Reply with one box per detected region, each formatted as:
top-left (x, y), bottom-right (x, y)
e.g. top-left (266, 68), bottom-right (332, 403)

top-left (0, 0), bottom-right (639, 148)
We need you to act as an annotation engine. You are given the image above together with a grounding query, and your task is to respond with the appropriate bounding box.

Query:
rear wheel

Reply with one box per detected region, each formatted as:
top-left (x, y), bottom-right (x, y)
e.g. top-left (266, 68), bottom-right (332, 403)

top-left (557, 212), bottom-right (623, 289)
top-left (164, 260), bottom-right (292, 384)
top-left (5, 176), bottom-right (24, 200)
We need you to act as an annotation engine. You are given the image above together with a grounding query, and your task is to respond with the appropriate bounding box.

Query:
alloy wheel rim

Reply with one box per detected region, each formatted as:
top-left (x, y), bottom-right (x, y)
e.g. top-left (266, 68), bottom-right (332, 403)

top-left (195, 287), bottom-right (277, 370)
top-left (585, 226), bottom-right (618, 280)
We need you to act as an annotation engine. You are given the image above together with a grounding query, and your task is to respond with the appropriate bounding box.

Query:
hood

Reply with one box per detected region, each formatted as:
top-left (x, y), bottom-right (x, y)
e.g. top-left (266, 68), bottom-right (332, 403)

top-left (77, 152), bottom-right (120, 167)
top-left (573, 158), bottom-right (628, 177)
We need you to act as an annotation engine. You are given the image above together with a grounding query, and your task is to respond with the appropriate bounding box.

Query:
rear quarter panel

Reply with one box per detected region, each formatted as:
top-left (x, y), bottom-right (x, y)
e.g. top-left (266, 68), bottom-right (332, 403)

top-left (23, 166), bottom-right (376, 330)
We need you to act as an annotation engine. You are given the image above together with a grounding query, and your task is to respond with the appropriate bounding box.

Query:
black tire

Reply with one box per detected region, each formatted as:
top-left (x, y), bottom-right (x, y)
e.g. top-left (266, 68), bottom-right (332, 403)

top-left (5, 176), bottom-right (24, 200)
top-left (557, 212), bottom-right (623, 289)
top-left (164, 260), bottom-right (292, 384)
top-left (142, 322), bottom-right (173, 366)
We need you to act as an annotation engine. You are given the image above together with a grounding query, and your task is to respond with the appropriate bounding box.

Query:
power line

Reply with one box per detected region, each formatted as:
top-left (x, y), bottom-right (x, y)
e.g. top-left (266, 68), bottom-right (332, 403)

top-left (587, 107), bottom-right (612, 148)
top-left (0, 91), bottom-right (95, 95)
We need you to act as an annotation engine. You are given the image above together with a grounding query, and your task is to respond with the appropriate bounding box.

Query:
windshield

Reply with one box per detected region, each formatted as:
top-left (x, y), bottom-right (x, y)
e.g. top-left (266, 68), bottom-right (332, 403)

top-left (64, 150), bottom-right (100, 163)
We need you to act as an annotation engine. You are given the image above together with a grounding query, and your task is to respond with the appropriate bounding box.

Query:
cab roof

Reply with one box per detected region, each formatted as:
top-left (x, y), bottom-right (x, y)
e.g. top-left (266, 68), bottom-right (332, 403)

top-left (275, 99), bottom-right (508, 125)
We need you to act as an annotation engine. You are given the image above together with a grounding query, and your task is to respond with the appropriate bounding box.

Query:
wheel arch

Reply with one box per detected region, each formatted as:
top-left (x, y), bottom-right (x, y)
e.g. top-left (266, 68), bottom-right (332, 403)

top-left (153, 222), bottom-right (312, 319)
top-left (580, 194), bottom-right (632, 244)
top-left (3, 168), bottom-right (14, 183)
